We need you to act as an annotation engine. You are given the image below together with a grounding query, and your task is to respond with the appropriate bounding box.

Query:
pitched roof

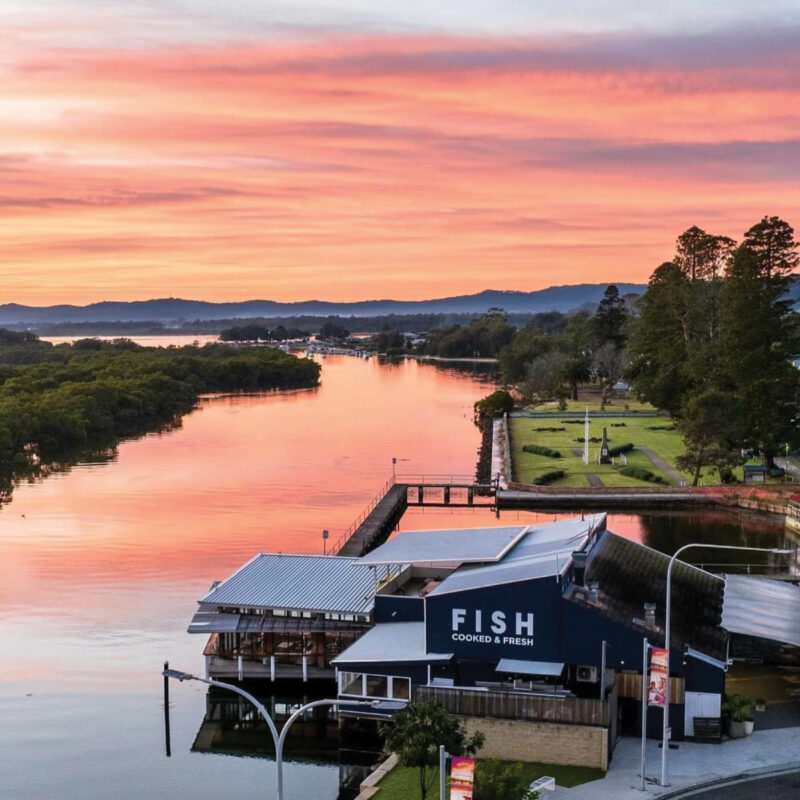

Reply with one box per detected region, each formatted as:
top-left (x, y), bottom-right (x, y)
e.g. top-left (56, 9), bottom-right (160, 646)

top-left (200, 554), bottom-right (390, 616)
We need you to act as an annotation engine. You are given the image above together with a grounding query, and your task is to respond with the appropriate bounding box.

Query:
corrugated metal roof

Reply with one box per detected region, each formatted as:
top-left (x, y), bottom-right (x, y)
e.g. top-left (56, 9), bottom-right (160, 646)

top-left (332, 622), bottom-right (452, 665)
top-left (200, 554), bottom-right (389, 615)
top-left (722, 574), bottom-right (800, 648)
top-left (426, 517), bottom-right (595, 596)
top-left (356, 526), bottom-right (531, 566)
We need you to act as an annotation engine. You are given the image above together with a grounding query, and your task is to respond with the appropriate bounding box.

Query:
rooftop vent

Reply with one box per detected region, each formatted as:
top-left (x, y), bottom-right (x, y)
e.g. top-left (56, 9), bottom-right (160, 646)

top-left (644, 602), bottom-right (656, 627)
top-left (587, 581), bottom-right (600, 604)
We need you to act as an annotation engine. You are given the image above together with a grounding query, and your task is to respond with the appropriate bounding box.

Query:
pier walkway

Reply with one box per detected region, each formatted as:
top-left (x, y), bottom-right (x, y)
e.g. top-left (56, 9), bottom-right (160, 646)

top-left (333, 475), bottom-right (498, 557)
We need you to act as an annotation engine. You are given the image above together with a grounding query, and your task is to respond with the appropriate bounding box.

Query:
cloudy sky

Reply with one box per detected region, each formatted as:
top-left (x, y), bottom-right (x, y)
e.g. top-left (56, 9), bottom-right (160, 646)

top-left (1, 2), bottom-right (798, 303)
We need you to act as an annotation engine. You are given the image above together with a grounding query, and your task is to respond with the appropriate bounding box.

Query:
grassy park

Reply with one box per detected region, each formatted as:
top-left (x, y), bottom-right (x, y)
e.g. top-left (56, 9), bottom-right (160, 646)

top-left (509, 406), bottom-right (698, 488)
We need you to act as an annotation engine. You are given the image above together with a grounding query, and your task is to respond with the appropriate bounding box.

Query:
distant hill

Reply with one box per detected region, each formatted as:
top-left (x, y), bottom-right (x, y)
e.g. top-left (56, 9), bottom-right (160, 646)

top-left (0, 284), bottom-right (649, 325)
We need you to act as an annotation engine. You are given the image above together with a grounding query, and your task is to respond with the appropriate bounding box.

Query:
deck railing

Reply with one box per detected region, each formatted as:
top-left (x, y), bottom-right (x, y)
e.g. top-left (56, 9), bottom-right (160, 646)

top-left (415, 685), bottom-right (609, 727)
top-left (331, 478), bottom-right (398, 555)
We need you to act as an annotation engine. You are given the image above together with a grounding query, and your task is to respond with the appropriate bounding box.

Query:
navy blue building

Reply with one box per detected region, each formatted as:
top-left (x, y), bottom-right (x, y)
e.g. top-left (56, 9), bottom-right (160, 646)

top-left (333, 515), bottom-right (736, 741)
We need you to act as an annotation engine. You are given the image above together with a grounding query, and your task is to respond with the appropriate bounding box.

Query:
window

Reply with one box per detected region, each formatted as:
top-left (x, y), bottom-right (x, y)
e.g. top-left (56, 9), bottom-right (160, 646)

top-left (391, 677), bottom-right (410, 700)
top-left (366, 675), bottom-right (389, 699)
top-left (341, 672), bottom-right (364, 696)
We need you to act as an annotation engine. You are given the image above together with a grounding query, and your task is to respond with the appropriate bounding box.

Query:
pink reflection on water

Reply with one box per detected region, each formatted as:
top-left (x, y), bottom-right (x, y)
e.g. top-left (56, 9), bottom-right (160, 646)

top-left (0, 357), bottom-right (494, 618)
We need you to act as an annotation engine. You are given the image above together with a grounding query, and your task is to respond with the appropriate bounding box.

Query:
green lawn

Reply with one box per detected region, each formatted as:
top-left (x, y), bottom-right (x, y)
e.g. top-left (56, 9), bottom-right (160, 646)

top-left (510, 413), bottom-right (703, 486)
top-left (376, 761), bottom-right (604, 799)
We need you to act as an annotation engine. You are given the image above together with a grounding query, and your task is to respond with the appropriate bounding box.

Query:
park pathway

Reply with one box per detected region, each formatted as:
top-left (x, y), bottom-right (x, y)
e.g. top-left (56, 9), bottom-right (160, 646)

top-left (639, 446), bottom-right (685, 485)
top-left (586, 474), bottom-right (604, 487)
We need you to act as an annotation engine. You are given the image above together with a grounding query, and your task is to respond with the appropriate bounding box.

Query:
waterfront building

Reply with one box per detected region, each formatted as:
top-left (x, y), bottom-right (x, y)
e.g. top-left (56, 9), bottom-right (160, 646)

top-left (189, 515), bottom-right (800, 769)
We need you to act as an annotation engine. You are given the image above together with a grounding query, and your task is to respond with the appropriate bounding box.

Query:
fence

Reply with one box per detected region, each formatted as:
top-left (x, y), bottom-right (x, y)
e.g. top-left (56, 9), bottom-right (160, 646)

top-left (415, 685), bottom-right (609, 727)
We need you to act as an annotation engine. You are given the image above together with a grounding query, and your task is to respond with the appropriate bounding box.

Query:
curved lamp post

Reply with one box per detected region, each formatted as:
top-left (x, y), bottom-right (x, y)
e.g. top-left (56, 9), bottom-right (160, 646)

top-left (163, 667), bottom-right (379, 800)
top-left (660, 543), bottom-right (792, 787)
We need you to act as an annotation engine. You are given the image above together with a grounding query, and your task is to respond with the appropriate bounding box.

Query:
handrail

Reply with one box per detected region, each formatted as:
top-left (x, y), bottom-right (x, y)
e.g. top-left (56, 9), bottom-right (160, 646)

top-left (331, 477), bottom-right (397, 554)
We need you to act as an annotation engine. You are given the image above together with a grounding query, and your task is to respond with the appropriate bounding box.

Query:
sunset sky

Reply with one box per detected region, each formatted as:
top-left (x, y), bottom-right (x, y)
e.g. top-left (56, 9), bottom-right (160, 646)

top-left (1, 2), bottom-right (798, 304)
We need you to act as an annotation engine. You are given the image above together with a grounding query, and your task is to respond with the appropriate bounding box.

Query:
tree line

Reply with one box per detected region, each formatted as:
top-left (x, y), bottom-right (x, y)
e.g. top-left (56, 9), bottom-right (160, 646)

top-left (0, 336), bottom-right (320, 500)
top-left (485, 215), bottom-right (798, 484)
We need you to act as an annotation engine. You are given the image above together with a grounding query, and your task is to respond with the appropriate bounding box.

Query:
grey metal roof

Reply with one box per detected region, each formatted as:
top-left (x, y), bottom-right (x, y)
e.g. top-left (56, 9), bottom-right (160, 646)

top-left (722, 574), bottom-right (800, 648)
top-left (426, 517), bottom-right (596, 596)
top-left (496, 659), bottom-right (565, 677)
top-left (356, 526), bottom-right (531, 566)
top-left (332, 622), bottom-right (453, 665)
top-left (200, 554), bottom-right (389, 616)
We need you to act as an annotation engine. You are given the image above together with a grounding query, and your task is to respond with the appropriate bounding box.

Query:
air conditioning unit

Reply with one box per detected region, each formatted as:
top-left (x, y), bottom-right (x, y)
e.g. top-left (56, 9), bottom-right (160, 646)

top-left (576, 665), bottom-right (599, 683)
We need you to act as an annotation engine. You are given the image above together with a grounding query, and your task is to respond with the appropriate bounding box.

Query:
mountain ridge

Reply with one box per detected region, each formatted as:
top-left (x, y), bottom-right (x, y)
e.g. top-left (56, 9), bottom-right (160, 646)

top-left (0, 284), bottom-right (648, 324)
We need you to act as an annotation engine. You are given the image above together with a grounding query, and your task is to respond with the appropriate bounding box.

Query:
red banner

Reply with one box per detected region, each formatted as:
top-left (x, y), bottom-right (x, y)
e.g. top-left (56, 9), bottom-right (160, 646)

top-left (648, 647), bottom-right (668, 707)
top-left (450, 757), bottom-right (475, 800)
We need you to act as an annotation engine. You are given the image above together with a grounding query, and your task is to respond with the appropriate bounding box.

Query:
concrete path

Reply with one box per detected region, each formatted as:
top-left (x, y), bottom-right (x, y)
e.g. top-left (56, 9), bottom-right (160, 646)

top-left (586, 474), bottom-right (604, 487)
top-left (638, 446), bottom-right (685, 486)
top-left (553, 728), bottom-right (800, 799)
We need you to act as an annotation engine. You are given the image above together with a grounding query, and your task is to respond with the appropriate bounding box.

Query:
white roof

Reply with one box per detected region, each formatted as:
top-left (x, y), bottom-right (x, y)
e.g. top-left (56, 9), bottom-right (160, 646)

top-left (200, 554), bottom-right (389, 616)
top-left (356, 526), bottom-right (531, 566)
top-left (722, 574), bottom-right (800, 648)
top-left (427, 516), bottom-right (598, 596)
top-left (332, 622), bottom-right (453, 664)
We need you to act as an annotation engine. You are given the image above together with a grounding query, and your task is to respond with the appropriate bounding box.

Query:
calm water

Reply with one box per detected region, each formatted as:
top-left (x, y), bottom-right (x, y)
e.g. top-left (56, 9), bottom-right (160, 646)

top-left (0, 352), bottom-right (787, 800)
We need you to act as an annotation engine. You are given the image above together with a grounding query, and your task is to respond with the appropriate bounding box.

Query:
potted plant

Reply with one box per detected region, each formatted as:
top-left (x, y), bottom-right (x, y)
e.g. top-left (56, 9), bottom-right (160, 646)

top-left (723, 694), bottom-right (755, 738)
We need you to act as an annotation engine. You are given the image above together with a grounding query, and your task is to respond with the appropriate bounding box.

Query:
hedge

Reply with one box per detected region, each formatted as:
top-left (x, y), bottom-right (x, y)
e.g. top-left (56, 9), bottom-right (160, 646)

top-left (608, 443), bottom-right (634, 457)
top-left (533, 470), bottom-right (565, 485)
top-left (522, 444), bottom-right (561, 458)
top-left (619, 465), bottom-right (665, 484)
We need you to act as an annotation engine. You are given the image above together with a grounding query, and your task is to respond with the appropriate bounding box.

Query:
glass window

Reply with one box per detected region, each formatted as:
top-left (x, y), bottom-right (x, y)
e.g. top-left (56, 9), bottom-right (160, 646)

top-left (366, 674), bottom-right (389, 698)
top-left (391, 677), bottom-right (411, 700)
top-left (341, 672), bottom-right (364, 696)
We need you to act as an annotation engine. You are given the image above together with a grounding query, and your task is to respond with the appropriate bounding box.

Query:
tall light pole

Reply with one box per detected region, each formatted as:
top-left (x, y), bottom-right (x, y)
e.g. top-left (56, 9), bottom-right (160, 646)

top-left (660, 543), bottom-right (792, 787)
top-left (162, 666), bottom-right (378, 800)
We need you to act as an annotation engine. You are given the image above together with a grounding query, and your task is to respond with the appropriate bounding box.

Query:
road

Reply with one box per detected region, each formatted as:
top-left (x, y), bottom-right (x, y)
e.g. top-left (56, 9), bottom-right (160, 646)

top-left (681, 771), bottom-right (800, 799)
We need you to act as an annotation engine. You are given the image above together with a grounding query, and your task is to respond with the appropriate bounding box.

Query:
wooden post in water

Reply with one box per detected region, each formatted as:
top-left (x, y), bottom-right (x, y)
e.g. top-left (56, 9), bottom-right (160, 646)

top-left (163, 660), bottom-right (171, 757)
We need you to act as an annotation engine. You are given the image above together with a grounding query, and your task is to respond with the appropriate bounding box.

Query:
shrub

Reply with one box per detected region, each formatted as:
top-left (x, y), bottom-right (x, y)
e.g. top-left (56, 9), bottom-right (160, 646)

top-left (575, 437), bottom-right (602, 443)
top-left (619, 465), bottom-right (665, 484)
top-left (474, 759), bottom-right (539, 800)
top-left (522, 444), bottom-right (561, 458)
top-left (719, 466), bottom-right (736, 484)
top-left (608, 443), bottom-right (634, 457)
top-left (646, 425), bottom-right (676, 431)
top-left (474, 389), bottom-right (514, 421)
top-left (533, 427), bottom-right (566, 432)
top-left (610, 422), bottom-right (627, 427)
top-left (533, 470), bottom-right (565, 485)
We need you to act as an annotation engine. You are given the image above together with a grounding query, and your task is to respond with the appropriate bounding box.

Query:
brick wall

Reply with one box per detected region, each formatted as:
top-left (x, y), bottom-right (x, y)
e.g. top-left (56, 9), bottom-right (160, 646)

top-left (459, 716), bottom-right (609, 771)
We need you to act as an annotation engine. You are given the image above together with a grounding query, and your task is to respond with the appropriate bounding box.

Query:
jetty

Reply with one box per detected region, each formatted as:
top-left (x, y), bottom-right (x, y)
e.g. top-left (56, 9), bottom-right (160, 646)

top-left (333, 475), bottom-right (498, 557)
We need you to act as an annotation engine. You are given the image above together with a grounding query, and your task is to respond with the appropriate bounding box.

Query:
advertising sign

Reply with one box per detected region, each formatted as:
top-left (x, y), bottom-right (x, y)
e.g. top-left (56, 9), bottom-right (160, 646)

top-left (450, 757), bottom-right (475, 800)
top-left (647, 647), bottom-right (668, 707)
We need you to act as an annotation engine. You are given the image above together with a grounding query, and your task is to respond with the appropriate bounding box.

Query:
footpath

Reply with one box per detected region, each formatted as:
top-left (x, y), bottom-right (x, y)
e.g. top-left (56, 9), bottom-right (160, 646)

top-left (555, 728), bottom-right (800, 798)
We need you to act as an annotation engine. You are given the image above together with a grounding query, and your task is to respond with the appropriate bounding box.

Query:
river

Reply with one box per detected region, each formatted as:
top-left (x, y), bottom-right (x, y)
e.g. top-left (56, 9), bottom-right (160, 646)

top-left (0, 352), bottom-right (787, 800)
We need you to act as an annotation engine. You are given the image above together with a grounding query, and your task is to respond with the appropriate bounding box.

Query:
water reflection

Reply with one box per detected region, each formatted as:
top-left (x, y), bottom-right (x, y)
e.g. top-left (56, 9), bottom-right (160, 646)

top-left (191, 687), bottom-right (383, 800)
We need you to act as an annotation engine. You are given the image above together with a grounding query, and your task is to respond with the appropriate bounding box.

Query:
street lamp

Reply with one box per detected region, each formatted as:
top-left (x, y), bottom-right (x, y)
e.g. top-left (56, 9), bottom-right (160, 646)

top-left (162, 665), bottom-right (380, 800)
top-left (660, 543), bottom-right (793, 787)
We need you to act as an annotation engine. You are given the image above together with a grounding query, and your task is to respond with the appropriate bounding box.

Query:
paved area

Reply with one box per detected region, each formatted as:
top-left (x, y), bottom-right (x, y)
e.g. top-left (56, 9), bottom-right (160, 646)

top-left (553, 728), bottom-right (800, 799)
top-left (586, 474), bottom-right (604, 487)
top-left (638, 446), bottom-right (686, 486)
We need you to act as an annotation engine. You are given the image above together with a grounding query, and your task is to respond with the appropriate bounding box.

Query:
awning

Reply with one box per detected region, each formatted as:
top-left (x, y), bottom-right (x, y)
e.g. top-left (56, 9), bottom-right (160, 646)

top-left (722, 574), bottom-right (800, 648)
top-left (187, 611), bottom-right (370, 635)
top-left (496, 659), bottom-right (565, 677)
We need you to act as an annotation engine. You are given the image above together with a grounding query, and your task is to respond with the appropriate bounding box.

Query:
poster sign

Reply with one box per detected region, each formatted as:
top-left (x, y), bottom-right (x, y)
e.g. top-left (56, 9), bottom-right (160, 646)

top-left (647, 647), bottom-right (668, 707)
top-left (450, 757), bottom-right (475, 800)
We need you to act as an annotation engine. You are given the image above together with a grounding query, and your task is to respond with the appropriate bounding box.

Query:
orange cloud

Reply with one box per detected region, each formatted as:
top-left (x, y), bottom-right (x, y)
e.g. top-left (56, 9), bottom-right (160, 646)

top-left (0, 30), bottom-right (797, 303)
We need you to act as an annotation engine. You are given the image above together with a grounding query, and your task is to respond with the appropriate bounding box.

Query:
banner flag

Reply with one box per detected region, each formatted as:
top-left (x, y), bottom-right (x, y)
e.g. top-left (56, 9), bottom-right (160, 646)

top-left (450, 757), bottom-right (475, 800)
top-left (647, 647), bottom-right (668, 707)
